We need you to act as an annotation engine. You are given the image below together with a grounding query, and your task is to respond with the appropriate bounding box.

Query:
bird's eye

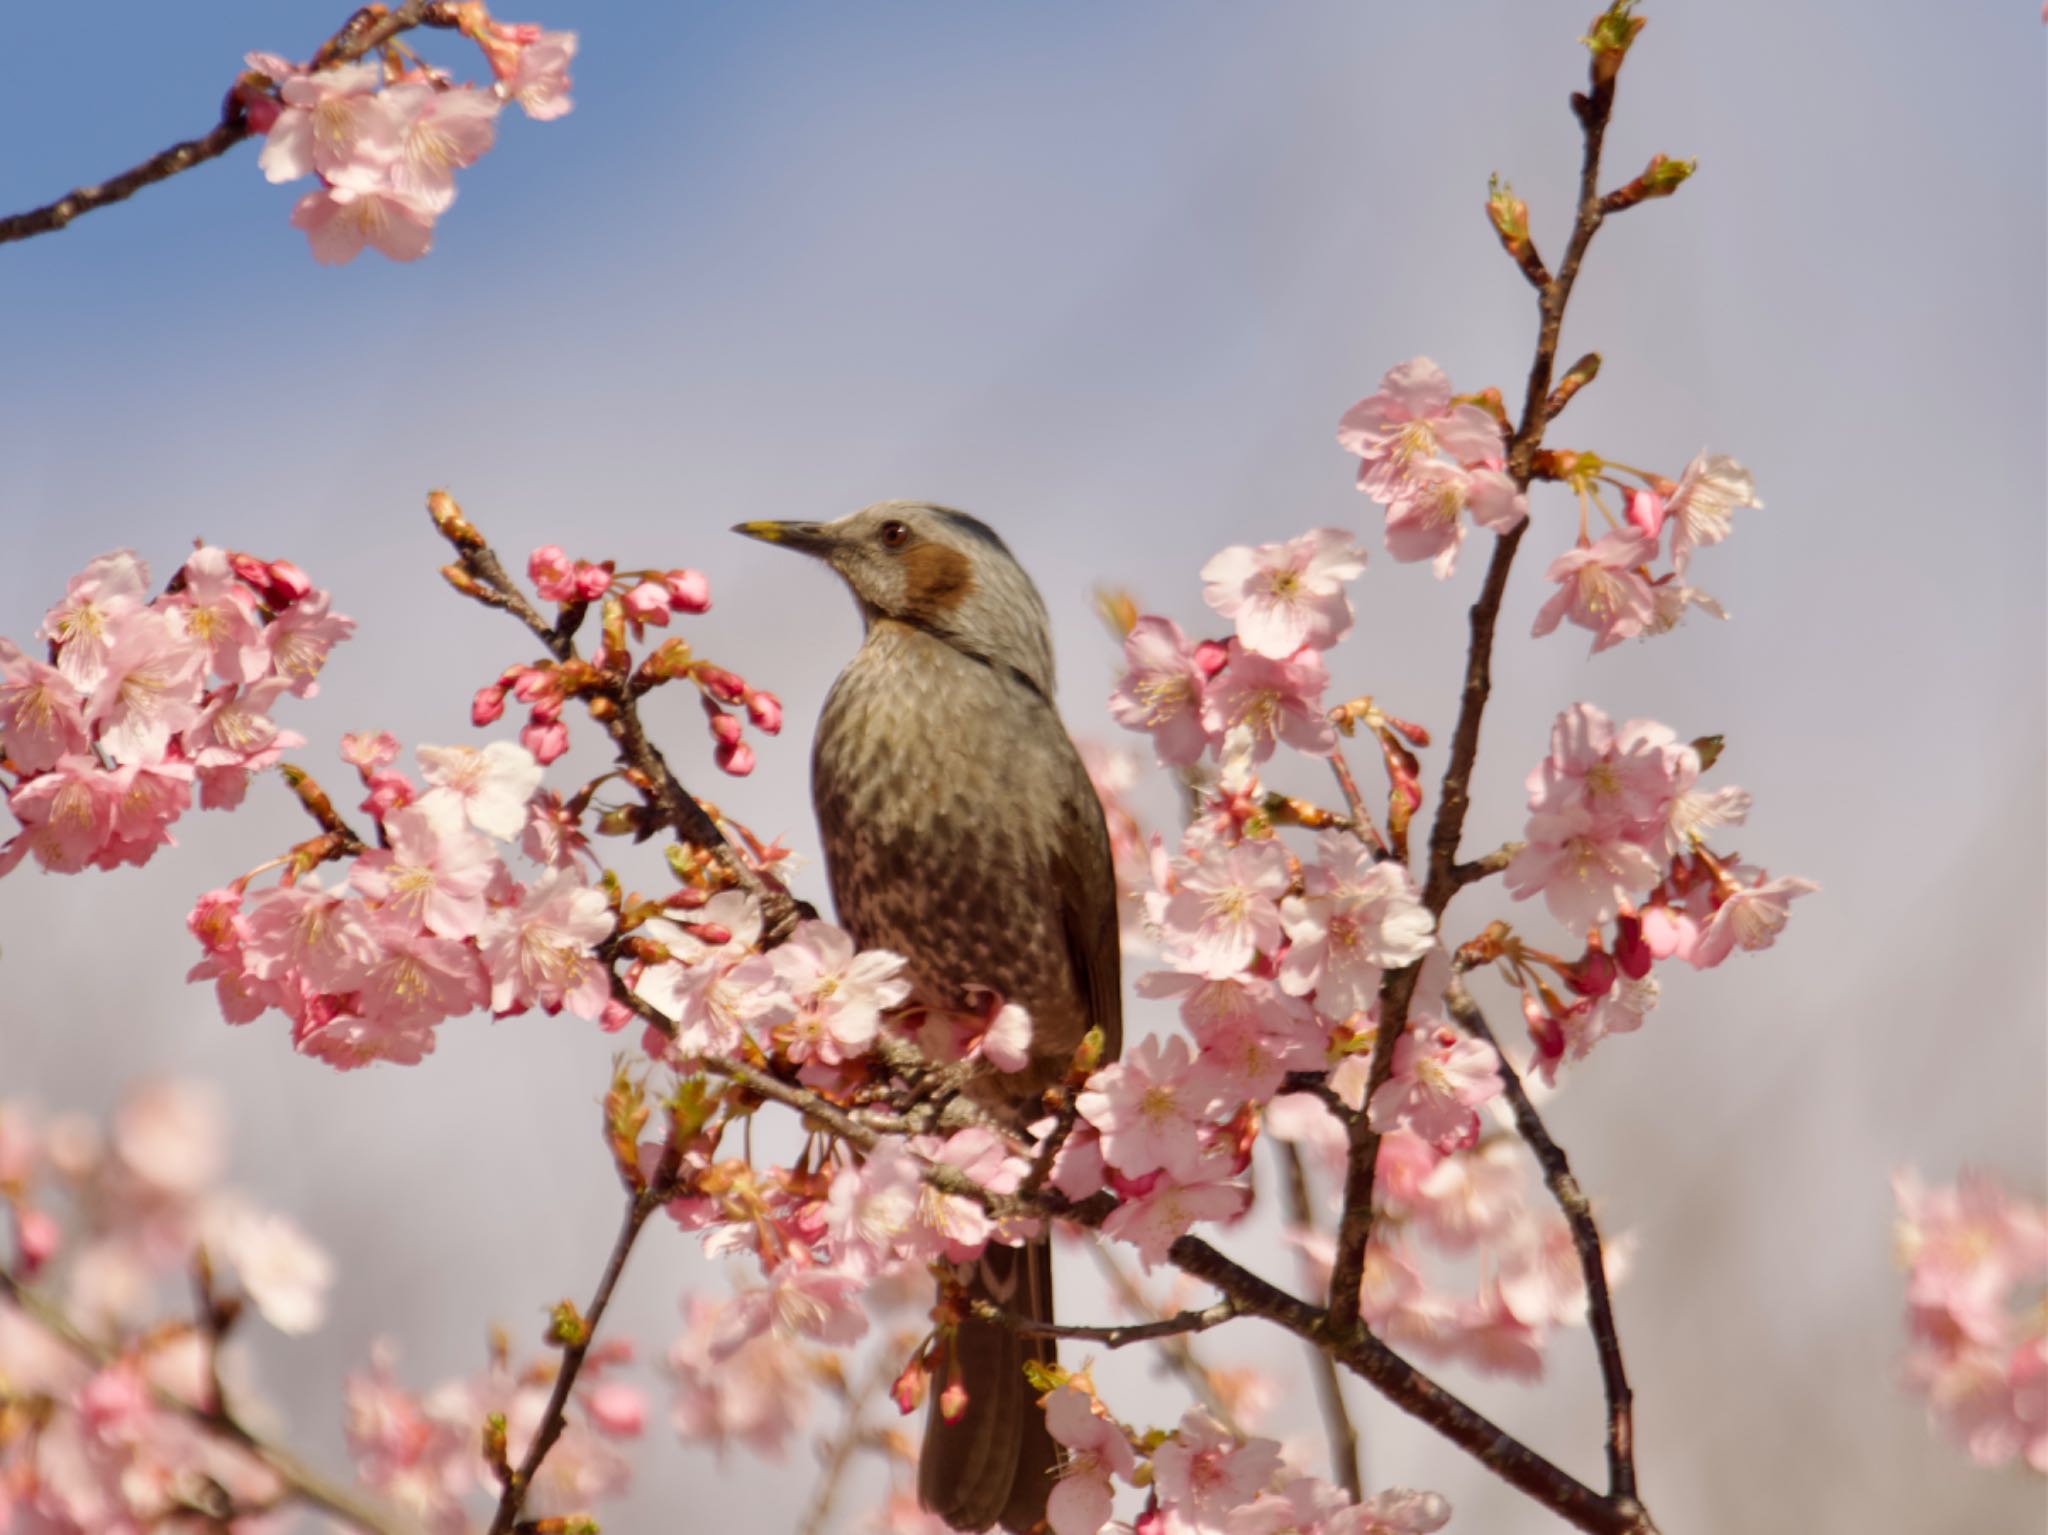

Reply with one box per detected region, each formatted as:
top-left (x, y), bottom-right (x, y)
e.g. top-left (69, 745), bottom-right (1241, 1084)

top-left (878, 520), bottom-right (910, 549)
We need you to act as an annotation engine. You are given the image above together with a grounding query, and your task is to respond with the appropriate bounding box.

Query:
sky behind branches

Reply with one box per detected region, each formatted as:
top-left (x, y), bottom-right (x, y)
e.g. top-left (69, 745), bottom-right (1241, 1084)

top-left (1, 2), bottom-right (2042, 1531)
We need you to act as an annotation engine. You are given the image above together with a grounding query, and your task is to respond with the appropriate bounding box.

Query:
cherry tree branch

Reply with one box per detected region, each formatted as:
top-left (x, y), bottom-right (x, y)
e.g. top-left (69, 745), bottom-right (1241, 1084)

top-left (425, 492), bottom-right (809, 940)
top-left (1445, 977), bottom-right (1639, 1506)
top-left (1327, 4), bottom-right (1638, 1342)
top-left (0, 2), bottom-right (462, 247)
top-left (481, 1145), bottom-right (681, 1535)
top-left (971, 1293), bottom-right (1241, 1349)
top-left (0, 1270), bottom-right (417, 1535)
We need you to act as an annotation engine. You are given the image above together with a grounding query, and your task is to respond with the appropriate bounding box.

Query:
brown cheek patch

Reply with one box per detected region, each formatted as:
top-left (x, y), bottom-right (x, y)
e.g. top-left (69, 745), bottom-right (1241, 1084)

top-left (901, 542), bottom-right (976, 618)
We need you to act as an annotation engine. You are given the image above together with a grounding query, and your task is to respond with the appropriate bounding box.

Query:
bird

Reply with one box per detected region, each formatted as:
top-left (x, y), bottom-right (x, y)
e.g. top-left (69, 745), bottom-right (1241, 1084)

top-left (734, 501), bottom-right (1122, 1534)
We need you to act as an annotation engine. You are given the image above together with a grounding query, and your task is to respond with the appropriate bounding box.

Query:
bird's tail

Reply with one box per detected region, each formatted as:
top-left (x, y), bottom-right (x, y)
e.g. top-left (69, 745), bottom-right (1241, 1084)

top-left (919, 1236), bottom-right (1061, 1533)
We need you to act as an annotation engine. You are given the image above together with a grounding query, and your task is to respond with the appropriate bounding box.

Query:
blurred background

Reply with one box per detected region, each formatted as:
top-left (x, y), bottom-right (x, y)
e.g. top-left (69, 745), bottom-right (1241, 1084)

top-left (1, 1), bottom-right (2042, 1530)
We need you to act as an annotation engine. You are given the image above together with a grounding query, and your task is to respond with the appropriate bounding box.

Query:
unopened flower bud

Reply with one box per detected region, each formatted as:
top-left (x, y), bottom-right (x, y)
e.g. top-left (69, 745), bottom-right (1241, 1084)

top-left (1192, 640), bottom-right (1229, 678)
top-left (427, 489), bottom-right (482, 550)
top-left (939, 1380), bottom-right (969, 1424)
top-left (472, 683), bottom-right (508, 726)
top-left (529, 545), bottom-right (576, 602)
top-left (892, 1354), bottom-right (930, 1415)
top-left (1613, 913), bottom-right (1653, 979)
top-left (707, 710), bottom-right (743, 748)
top-left (664, 568), bottom-right (712, 613)
top-left (15, 1206), bottom-right (59, 1274)
top-left (1565, 946), bottom-right (1616, 997)
top-left (697, 665), bottom-right (747, 704)
top-left (1626, 488), bottom-right (1667, 539)
top-left (623, 580), bottom-right (672, 628)
top-left (522, 718), bottom-right (569, 765)
top-left (715, 739), bottom-right (756, 777)
top-left (574, 561), bottom-right (615, 601)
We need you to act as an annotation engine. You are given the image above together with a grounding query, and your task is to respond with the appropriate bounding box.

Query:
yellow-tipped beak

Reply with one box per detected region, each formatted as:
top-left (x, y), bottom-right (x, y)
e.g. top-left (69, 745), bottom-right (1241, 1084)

top-left (732, 519), bottom-right (834, 554)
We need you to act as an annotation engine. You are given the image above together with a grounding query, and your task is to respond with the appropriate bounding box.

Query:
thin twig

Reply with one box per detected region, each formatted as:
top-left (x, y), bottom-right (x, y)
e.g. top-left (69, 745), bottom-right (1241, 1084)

top-left (1325, 748), bottom-right (1390, 857)
top-left (0, 1271), bottom-right (416, 1535)
top-left (481, 1146), bottom-right (681, 1535)
top-left (1278, 1142), bottom-right (1362, 1501)
top-left (796, 1348), bottom-right (899, 1535)
top-left (1085, 1242), bottom-right (1243, 1436)
top-left (971, 1294), bottom-right (1240, 1349)
top-left (0, 2), bottom-right (462, 247)
top-left (1327, 8), bottom-right (1634, 1345)
top-left (1445, 979), bottom-right (1639, 1506)
top-left (427, 494), bottom-right (808, 940)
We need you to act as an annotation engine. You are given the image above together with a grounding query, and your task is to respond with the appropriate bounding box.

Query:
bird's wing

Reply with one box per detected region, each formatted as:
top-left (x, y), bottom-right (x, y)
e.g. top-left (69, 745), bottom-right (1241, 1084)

top-left (1051, 743), bottom-right (1123, 1065)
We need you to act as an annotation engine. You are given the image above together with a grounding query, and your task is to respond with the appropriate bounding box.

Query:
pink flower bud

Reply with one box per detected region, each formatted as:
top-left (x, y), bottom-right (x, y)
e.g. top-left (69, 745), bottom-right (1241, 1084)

top-left (229, 551), bottom-right (271, 589)
top-left (707, 711), bottom-right (743, 748)
top-left (622, 581), bottom-right (672, 627)
top-left (361, 769), bottom-right (416, 820)
top-left (663, 568), bottom-right (712, 613)
top-left (78, 1366), bottom-right (149, 1430)
top-left (242, 92), bottom-right (282, 136)
top-left (599, 999), bottom-right (635, 1035)
top-left (745, 690), bottom-right (783, 734)
top-left (715, 739), bottom-right (755, 777)
top-left (585, 1382), bottom-right (647, 1438)
top-left (1564, 946), bottom-right (1616, 997)
top-left (689, 923), bottom-right (733, 948)
top-left (14, 1206), bottom-right (59, 1274)
top-left (1522, 991), bottom-right (1564, 1061)
top-left (1613, 913), bottom-right (1653, 979)
top-left (573, 561), bottom-right (614, 601)
top-left (187, 888), bottom-right (244, 954)
top-left (1626, 488), bottom-right (1668, 539)
top-left (472, 683), bottom-right (508, 726)
top-left (522, 718), bottom-right (569, 765)
top-left (939, 1380), bottom-right (969, 1425)
top-left (697, 665), bottom-right (746, 704)
top-left (891, 1356), bottom-right (929, 1415)
top-left (264, 560), bottom-right (312, 604)
top-left (529, 546), bottom-right (576, 602)
top-left (1193, 639), bottom-right (1230, 677)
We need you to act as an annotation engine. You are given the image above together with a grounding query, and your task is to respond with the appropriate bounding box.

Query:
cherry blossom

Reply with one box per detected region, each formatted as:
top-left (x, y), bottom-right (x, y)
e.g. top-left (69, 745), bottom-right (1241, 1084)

top-left (1044, 1384), bottom-right (1137, 1535)
top-left (1078, 1034), bottom-right (1219, 1179)
top-left (1278, 833), bottom-right (1436, 1017)
top-left (1367, 1024), bottom-right (1502, 1153)
top-left (1099, 1154), bottom-right (1249, 1268)
top-left (769, 920), bottom-right (912, 1064)
top-left (417, 739), bottom-right (544, 840)
top-left (1111, 615), bottom-right (1216, 766)
top-left (1200, 642), bottom-right (1337, 762)
top-left (1337, 357), bottom-right (1505, 503)
top-left (1200, 528), bottom-right (1367, 659)
top-left (258, 62), bottom-right (394, 184)
top-left (39, 551), bottom-right (148, 693)
top-left (1384, 460), bottom-right (1526, 578)
top-left (1504, 807), bottom-right (1664, 932)
top-left (350, 790), bottom-right (500, 938)
top-left (479, 868), bottom-right (613, 1018)
top-left (1155, 837), bottom-right (1291, 979)
top-left (1530, 531), bottom-right (1658, 653)
top-left (384, 83), bottom-right (501, 212)
top-left (1665, 452), bottom-right (1760, 572)
top-left (670, 1295), bottom-right (812, 1457)
top-left (0, 641), bottom-right (89, 772)
top-left (1689, 871), bottom-right (1819, 968)
top-left (1149, 1408), bottom-right (1283, 1531)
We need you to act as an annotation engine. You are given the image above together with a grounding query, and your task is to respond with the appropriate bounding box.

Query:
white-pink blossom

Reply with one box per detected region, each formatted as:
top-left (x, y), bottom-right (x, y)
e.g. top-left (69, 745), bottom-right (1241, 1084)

top-left (1366, 1024), bottom-right (1502, 1153)
top-left (1530, 531), bottom-right (1658, 654)
top-left (1278, 833), bottom-right (1436, 1016)
top-left (1338, 357), bottom-right (1506, 503)
top-left (1200, 528), bottom-right (1366, 659)
top-left (1043, 1385), bottom-right (1136, 1535)
top-left (1157, 837), bottom-right (1291, 979)
top-left (1077, 1034), bottom-right (1217, 1179)
top-left (417, 740), bottom-right (544, 840)
top-left (1200, 642), bottom-right (1337, 762)
top-left (1110, 615), bottom-right (1215, 766)
top-left (1689, 872), bottom-right (1819, 968)
top-left (1665, 452), bottom-right (1760, 572)
top-left (1383, 460), bottom-right (1526, 578)
top-left (479, 869), bottom-right (613, 1018)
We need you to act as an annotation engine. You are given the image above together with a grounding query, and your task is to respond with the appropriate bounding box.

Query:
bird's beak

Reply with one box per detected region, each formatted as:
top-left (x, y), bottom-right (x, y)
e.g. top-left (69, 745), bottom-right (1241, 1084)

top-left (732, 520), bottom-right (836, 558)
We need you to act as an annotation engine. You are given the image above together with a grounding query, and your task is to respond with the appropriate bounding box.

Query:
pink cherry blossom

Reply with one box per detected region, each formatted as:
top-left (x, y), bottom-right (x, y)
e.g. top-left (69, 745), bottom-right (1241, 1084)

top-left (258, 62), bottom-right (395, 184)
top-left (622, 580), bottom-right (673, 632)
top-left (1157, 837), bottom-right (1291, 979)
top-left (1338, 358), bottom-right (1506, 503)
top-left (86, 609), bottom-right (207, 762)
top-left (39, 550), bottom-right (148, 693)
top-left (1504, 808), bottom-right (1664, 932)
top-left (1200, 528), bottom-right (1366, 659)
top-left (1149, 1408), bottom-right (1283, 1529)
top-left (383, 83), bottom-right (500, 212)
top-left (769, 920), bottom-right (911, 1063)
top-left (1526, 705), bottom-right (1692, 831)
top-left (1044, 1385), bottom-right (1136, 1535)
top-left (670, 1295), bottom-right (810, 1457)
top-left (665, 568), bottom-right (713, 612)
top-left (171, 547), bottom-right (270, 683)
top-left (1366, 1024), bottom-right (1502, 1152)
top-left (1078, 1034), bottom-right (1218, 1179)
top-left (244, 879), bottom-right (380, 993)
top-left (1665, 452), bottom-right (1760, 572)
top-left (1278, 833), bottom-right (1436, 1017)
top-left (1646, 578), bottom-right (1729, 636)
top-left (183, 678), bottom-right (304, 772)
top-left (1413, 1138), bottom-right (1525, 1251)
top-left (1343, 1488), bottom-right (1454, 1535)
top-left (99, 757), bottom-right (197, 867)
top-left (264, 588), bottom-right (355, 697)
top-left (6, 756), bottom-right (118, 872)
top-left (356, 914), bottom-right (488, 1029)
top-left (416, 740), bottom-right (544, 840)
top-left (1689, 871), bottom-right (1819, 968)
top-left (0, 640), bottom-right (89, 771)
top-left (291, 181), bottom-right (438, 265)
top-left (207, 1206), bottom-right (334, 1335)
top-left (1200, 642), bottom-right (1336, 762)
top-left (1383, 460), bottom-right (1527, 578)
top-left (1110, 615), bottom-right (1215, 767)
top-left (495, 28), bottom-right (578, 120)
top-left (1099, 1154), bottom-right (1248, 1268)
top-left (711, 1257), bottom-right (870, 1354)
top-left (1530, 531), bottom-right (1658, 653)
top-left (479, 869), bottom-right (613, 1018)
top-left (1498, 1215), bottom-right (1591, 1329)
top-left (350, 790), bottom-right (499, 938)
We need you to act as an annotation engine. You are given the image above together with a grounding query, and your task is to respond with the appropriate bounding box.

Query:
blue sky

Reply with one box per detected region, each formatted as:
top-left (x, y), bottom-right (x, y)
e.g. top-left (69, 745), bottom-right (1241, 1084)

top-left (2, 3), bottom-right (2042, 1531)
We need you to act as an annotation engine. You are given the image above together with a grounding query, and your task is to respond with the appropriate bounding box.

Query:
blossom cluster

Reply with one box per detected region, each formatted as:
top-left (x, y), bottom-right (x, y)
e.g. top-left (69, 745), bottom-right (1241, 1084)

top-left (186, 734), bottom-right (618, 1068)
top-left (239, 8), bottom-right (576, 264)
top-left (1498, 702), bottom-right (1816, 1079)
top-left (0, 546), bottom-right (351, 877)
top-left (1893, 1168), bottom-right (2048, 1473)
top-left (0, 1082), bottom-right (334, 1525)
top-left (474, 544), bottom-right (780, 775)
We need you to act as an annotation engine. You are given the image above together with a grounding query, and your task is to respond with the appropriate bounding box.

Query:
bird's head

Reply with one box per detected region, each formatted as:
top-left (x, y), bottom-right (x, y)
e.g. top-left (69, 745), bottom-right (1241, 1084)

top-left (734, 501), bottom-right (1055, 693)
